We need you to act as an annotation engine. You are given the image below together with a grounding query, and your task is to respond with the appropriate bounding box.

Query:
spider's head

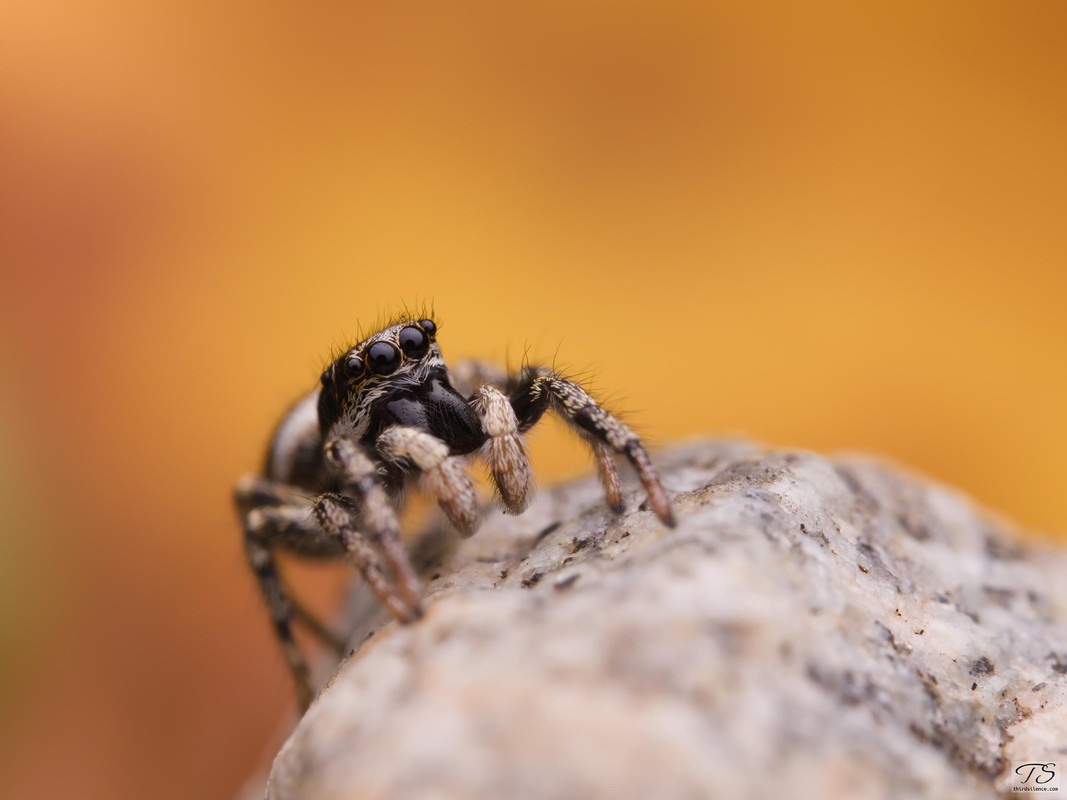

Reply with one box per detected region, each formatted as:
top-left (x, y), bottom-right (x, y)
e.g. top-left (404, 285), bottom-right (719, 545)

top-left (317, 318), bottom-right (446, 437)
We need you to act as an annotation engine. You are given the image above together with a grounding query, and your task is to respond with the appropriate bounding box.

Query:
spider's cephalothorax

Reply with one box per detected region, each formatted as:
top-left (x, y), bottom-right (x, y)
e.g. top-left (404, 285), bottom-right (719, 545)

top-left (235, 317), bottom-right (675, 711)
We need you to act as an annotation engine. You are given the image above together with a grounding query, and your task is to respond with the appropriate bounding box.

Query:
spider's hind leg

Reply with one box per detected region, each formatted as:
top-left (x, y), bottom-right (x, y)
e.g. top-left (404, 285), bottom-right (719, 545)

top-left (449, 358), bottom-right (510, 396)
top-left (237, 465), bottom-right (421, 713)
top-left (508, 368), bottom-right (676, 527)
top-left (237, 490), bottom-right (335, 712)
top-left (289, 594), bottom-right (348, 656)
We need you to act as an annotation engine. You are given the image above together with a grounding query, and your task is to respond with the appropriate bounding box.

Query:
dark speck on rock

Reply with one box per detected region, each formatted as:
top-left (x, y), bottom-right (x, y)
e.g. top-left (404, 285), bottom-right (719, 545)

top-left (982, 586), bottom-right (1015, 608)
top-left (896, 512), bottom-right (932, 541)
top-left (570, 536), bottom-right (593, 553)
top-left (520, 570), bottom-right (543, 589)
top-left (984, 533), bottom-right (1022, 561)
top-left (969, 657), bottom-right (995, 677)
top-left (533, 521), bottom-right (562, 546)
top-left (553, 573), bottom-right (580, 591)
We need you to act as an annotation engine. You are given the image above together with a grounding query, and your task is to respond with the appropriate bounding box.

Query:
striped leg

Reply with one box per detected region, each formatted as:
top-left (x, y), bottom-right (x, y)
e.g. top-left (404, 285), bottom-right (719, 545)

top-left (509, 368), bottom-right (676, 527)
top-left (238, 460), bottom-right (423, 712)
top-left (241, 505), bottom-right (330, 712)
top-left (236, 476), bottom-right (347, 653)
top-left (322, 438), bottom-right (423, 615)
top-left (312, 493), bottom-right (420, 623)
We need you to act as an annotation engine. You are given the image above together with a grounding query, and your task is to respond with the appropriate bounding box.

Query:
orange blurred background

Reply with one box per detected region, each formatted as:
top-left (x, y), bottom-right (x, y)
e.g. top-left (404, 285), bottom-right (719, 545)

top-left (1, 2), bottom-right (1065, 798)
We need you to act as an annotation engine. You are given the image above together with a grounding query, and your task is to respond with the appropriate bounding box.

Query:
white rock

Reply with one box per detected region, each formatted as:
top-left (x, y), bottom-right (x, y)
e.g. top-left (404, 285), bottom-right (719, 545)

top-left (258, 441), bottom-right (1067, 800)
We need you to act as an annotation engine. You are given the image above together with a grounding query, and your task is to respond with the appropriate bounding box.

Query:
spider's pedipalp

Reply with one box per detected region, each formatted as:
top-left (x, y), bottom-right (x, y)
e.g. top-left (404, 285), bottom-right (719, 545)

top-left (376, 426), bottom-right (481, 536)
top-left (471, 385), bottom-right (532, 514)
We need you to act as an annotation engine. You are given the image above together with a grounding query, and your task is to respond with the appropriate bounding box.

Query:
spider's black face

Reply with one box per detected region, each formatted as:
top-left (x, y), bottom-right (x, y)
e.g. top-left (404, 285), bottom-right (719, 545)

top-left (317, 319), bottom-right (484, 455)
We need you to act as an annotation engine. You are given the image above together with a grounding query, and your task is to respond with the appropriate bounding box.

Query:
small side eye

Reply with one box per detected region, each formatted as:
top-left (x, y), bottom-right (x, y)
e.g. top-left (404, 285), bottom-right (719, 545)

top-left (399, 326), bottom-right (429, 358)
top-left (343, 355), bottom-right (364, 378)
top-left (320, 367), bottom-right (333, 387)
top-left (367, 341), bottom-right (400, 375)
top-left (418, 318), bottom-right (437, 338)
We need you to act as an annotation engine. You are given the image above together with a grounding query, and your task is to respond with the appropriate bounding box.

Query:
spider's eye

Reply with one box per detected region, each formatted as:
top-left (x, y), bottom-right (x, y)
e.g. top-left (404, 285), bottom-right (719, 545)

top-left (367, 341), bottom-right (400, 375)
top-left (320, 367), bottom-right (333, 387)
top-left (418, 318), bottom-right (437, 338)
top-left (398, 326), bottom-right (429, 358)
top-left (343, 355), bottom-right (364, 378)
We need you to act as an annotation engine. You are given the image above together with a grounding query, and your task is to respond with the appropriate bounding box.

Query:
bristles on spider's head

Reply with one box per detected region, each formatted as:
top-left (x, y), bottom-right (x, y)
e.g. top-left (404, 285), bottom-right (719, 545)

top-left (320, 301), bottom-right (440, 373)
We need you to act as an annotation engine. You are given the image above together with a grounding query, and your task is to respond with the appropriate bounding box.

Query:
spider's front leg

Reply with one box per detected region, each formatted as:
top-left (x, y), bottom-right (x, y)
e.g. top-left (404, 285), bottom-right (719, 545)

top-left (509, 368), bottom-right (676, 527)
top-left (319, 438), bottom-right (423, 617)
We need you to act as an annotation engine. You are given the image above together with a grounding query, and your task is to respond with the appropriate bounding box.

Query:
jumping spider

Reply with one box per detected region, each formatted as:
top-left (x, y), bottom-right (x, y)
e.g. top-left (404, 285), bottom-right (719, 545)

top-left (235, 316), bottom-right (675, 711)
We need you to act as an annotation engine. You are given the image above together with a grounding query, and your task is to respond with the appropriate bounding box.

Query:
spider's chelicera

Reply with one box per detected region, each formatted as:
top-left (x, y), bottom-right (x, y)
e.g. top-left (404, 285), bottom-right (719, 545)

top-left (235, 316), bottom-right (675, 711)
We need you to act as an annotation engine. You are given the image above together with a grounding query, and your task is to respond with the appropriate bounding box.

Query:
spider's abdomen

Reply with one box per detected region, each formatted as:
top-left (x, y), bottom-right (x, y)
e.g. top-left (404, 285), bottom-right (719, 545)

top-left (265, 388), bottom-right (331, 491)
top-left (369, 377), bottom-right (485, 456)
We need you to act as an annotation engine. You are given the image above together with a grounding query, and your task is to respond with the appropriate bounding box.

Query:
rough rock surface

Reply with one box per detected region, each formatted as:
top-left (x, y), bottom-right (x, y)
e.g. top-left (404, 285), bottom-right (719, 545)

top-left (262, 441), bottom-right (1067, 800)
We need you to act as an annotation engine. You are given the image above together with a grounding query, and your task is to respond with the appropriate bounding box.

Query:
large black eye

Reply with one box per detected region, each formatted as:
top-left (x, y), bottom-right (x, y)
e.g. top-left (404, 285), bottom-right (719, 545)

top-left (343, 355), bottom-right (364, 378)
top-left (398, 326), bottom-right (429, 358)
top-left (367, 341), bottom-right (400, 375)
top-left (418, 318), bottom-right (436, 338)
